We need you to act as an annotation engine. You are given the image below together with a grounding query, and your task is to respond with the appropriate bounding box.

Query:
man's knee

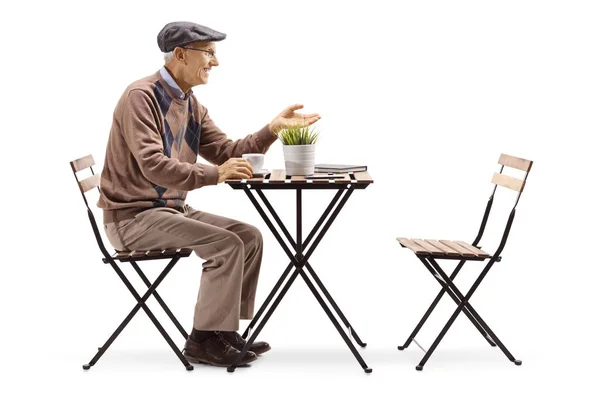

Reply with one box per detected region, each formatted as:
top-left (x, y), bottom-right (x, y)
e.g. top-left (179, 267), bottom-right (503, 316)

top-left (232, 222), bottom-right (262, 247)
top-left (248, 224), bottom-right (262, 245)
top-left (223, 230), bottom-right (245, 251)
top-left (243, 224), bottom-right (263, 253)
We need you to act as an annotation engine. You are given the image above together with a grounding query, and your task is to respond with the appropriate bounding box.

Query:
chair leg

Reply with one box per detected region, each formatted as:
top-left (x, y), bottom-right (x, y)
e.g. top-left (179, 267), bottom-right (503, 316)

top-left (83, 298), bottom-right (144, 369)
top-left (429, 259), bottom-right (521, 367)
top-left (130, 260), bottom-right (188, 339)
top-left (416, 297), bottom-right (465, 370)
top-left (398, 259), bottom-right (495, 351)
top-left (415, 258), bottom-right (520, 370)
top-left (398, 285), bottom-right (446, 351)
top-left (83, 258), bottom-right (193, 371)
top-left (420, 259), bottom-right (497, 346)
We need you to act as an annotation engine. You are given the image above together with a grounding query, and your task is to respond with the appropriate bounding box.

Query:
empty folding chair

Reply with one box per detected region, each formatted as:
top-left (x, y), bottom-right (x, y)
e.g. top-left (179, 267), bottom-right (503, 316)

top-left (396, 153), bottom-right (532, 370)
top-left (70, 154), bottom-right (194, 371)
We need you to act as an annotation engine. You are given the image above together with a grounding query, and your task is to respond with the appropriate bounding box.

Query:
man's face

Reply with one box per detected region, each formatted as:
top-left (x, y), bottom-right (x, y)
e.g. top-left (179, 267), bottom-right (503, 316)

top-left (179, 41), bottom-right (219, 86)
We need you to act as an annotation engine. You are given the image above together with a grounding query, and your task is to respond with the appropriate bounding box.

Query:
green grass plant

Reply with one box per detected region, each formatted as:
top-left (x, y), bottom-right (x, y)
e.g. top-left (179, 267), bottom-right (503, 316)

top-left (278, 124), bottom-right (320, 145)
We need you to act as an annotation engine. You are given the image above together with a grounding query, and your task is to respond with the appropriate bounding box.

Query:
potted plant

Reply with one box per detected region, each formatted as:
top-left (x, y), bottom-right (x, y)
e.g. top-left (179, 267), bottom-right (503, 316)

top-left (279, 124), bottom-right (320, 176)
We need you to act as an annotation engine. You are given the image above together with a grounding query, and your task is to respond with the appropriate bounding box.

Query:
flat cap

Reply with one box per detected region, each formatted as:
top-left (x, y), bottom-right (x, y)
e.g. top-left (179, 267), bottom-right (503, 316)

top-left (157, 21), bottom-right (226, 52)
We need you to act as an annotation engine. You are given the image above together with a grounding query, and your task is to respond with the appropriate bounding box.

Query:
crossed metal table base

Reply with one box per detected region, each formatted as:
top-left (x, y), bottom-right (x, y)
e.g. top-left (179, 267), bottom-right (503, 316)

top-left (226, 181), bottom-right (372, 373)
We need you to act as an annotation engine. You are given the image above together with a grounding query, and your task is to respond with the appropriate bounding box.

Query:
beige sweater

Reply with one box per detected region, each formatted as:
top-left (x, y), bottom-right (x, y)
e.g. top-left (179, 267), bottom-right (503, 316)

top-left (98, 71), bottom-right (277, 223)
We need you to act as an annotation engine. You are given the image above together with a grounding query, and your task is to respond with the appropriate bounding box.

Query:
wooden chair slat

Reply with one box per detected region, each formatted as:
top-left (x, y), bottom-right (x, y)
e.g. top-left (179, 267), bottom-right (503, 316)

top-left (353, 171), bottom-right (373, 183)
top-left (425, 239), bottom-right (460, 256)
top-left (498, 154), bottom-right (533, 172)
top-left (269, 169), bottom-right (286, 183)
top-left (166, 248), bottom-right (192, 256)
top-left (116, 250), bottom-right (134, 259)
top-left (454, 241), bottom-right (489, 258)
top-left (70, 154), bottom-right (95, 173)
top-left (440, 240), bottom-right (477, 257)
top-left (78, 174), bottom-right (101, 193)
top-left (114, 248), bottom-right (192, 260)
top-left (397, 238), bottom-right (429, 255)
top-left (492, 172), bottom-right (525, 192)
top-left (413, 239), bottom-right (445, 255)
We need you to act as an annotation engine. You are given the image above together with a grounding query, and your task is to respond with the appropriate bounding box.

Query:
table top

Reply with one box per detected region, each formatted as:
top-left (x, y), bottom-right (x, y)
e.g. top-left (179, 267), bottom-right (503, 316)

top-left (226, 169), bottom-right (373, 190)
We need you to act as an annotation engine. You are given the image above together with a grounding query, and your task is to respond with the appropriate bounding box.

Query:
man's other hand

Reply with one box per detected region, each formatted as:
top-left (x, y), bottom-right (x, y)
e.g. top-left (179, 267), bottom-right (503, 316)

top-left (217, 158), bottom-right (253, 183)
top-left (269, 104), bottom-right (321, 136)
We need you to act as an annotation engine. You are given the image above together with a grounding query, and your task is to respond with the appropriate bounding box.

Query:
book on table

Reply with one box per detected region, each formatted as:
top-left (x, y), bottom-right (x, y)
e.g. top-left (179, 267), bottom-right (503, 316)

top-left (314, 164), bottom-right (368, 173)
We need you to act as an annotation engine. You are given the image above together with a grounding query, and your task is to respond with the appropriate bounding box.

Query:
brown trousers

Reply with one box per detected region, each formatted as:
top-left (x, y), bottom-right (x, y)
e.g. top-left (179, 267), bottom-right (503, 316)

top-left (104, 205), bottom-right (263, 331)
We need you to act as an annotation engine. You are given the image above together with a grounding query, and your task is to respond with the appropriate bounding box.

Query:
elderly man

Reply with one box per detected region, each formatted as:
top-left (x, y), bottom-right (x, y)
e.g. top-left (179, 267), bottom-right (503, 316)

top-left (98, 21), bottom-right (320, 367)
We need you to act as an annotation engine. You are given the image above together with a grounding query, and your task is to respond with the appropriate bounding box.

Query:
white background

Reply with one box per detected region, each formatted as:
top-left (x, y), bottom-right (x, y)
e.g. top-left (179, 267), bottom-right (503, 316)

top-left (1, 0), bottom-right (599, 398)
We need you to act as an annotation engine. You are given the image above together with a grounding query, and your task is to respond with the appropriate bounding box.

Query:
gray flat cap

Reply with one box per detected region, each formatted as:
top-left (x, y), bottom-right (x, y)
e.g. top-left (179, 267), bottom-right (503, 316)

top-left (157, 21), bottom-right (226, 52)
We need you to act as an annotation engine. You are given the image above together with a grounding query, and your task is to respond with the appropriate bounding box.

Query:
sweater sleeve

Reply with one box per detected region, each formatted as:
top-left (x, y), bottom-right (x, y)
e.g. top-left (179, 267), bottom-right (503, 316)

top-left (120, 89), bottom-right (218, 189)
top-left (196, 103), bottom-right (279, 165)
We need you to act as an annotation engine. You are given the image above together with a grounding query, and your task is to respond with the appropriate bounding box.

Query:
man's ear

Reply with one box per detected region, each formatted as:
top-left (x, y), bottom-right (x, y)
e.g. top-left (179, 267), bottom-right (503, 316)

top-left (174, 47), bottom-right (186, 62)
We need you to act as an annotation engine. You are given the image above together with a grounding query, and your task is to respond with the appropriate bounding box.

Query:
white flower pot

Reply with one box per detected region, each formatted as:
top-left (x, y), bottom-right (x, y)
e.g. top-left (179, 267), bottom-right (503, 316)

top-left (283, 144), bottom-right (316, 176)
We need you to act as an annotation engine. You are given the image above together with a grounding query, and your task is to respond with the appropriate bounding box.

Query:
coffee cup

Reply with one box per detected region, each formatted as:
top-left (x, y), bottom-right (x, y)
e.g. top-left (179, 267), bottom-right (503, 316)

top-left (242, 153), bottom-right (264, 172)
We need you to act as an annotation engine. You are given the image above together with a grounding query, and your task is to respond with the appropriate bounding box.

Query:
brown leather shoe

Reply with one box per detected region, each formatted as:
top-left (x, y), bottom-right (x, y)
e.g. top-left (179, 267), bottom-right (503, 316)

top-left (220, 331), bottom-right (271, 355)
top-left (183, 332), bottom-right (258, 367)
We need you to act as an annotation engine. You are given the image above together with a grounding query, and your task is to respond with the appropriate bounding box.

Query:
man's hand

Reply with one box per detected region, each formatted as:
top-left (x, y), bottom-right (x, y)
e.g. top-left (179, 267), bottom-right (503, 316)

top-left (269, 104), bottom-right (321, 136)
top-left (217, 158), bottom-right (253, 183)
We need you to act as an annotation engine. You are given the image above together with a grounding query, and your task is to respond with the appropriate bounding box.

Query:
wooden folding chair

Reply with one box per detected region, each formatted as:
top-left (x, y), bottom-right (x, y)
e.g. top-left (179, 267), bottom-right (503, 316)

top-left (396, 153), bottom-right (533, 370)
top-left (70, 154), bottom-right (194, 371)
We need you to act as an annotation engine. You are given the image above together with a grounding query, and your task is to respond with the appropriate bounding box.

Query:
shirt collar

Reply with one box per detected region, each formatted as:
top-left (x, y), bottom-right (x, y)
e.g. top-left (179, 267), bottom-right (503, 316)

top-left (159, 66), bottom-right (189, 100)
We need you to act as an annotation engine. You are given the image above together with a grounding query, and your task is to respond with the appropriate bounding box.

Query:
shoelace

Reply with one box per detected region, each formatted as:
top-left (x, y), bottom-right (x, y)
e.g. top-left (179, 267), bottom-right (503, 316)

top-left (225, 332), bottom-right (245, 346)
top-left (214, 331), bottom-right (234, 352)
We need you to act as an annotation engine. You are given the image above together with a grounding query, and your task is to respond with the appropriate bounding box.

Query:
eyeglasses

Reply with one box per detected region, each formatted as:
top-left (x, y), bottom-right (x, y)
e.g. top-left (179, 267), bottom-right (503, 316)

top-left (182, 47), bottom-right (217, 59)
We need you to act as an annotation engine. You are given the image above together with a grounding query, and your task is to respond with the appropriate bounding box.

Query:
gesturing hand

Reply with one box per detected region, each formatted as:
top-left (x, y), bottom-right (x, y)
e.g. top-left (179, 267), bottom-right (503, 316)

top-left (217, 158), bottom-right (253, 183)
top-left (269, 104), bottom-right (321, 136)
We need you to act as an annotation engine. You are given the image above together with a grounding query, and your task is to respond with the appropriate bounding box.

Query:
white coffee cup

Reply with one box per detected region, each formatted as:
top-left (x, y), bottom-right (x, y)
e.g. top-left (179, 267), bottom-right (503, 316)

top-left (242, 153), bottom-right (264, 171)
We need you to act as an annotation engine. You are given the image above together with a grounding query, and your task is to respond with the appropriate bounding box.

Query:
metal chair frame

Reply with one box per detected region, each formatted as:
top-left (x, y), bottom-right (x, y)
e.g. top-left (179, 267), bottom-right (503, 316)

top-left (397, 154), bottom-right (533, 370)
top-left (70, 154), bottom-right (194, 371)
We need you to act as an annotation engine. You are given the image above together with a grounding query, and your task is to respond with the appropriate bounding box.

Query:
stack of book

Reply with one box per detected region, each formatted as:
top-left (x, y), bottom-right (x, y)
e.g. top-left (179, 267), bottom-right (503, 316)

top-left (314, 164), bottom-right (368, 173)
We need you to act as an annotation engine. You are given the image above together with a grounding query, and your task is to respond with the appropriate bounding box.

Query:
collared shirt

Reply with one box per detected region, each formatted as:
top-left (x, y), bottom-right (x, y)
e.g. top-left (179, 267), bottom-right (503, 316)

top-left (159, 66), bottom-right (189, 100)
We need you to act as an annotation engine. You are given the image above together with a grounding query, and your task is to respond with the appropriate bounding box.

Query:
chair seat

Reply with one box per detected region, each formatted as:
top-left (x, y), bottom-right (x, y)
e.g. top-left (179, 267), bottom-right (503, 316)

top-left (111, 248), bottom-right (193, 262)
top-left (396, 238), bottom-right (490, 260)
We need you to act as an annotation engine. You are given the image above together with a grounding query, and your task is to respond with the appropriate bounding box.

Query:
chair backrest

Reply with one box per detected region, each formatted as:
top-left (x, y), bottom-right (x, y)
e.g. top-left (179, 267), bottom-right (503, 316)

top-left (472, 153), bottom-right (533, 258)
top-left (491, 154), bottom-right (533, 193)
top-left (70, 154), bottom-right (112, 259)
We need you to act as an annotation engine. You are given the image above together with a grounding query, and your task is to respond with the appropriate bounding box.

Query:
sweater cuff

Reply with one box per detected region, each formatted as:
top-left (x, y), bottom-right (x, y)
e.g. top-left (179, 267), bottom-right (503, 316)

top-left (201, 164), bottom-right (219, 186)
top-left (256, 124), bottom-right (279, 150)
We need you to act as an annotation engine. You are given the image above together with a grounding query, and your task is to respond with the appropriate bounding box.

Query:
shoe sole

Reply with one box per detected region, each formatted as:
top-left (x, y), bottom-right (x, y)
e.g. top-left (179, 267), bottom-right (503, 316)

top-left (184, 354), bottom-right (258, 368)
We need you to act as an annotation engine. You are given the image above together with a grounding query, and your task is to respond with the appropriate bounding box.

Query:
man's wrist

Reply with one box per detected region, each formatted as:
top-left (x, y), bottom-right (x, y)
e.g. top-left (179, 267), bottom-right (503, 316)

top-left (269, 122), bottom-right (281, 137)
